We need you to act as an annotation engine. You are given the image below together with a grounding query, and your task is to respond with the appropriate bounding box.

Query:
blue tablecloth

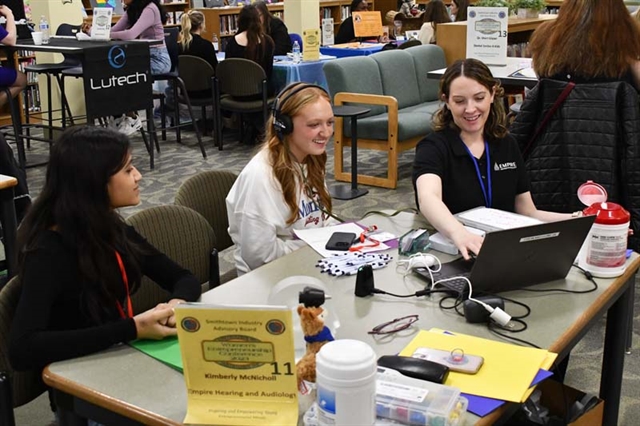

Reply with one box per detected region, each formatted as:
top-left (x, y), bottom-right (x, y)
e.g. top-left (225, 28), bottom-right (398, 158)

top-left (319, 43), bottom-right (384, 58)
top-left (272, 55), bottom-right (335, 93)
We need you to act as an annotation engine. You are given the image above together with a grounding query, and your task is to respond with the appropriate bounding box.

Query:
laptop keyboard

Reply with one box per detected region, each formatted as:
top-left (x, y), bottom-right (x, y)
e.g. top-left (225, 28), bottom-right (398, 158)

top-left (434, 276), bottom-right (471, 295)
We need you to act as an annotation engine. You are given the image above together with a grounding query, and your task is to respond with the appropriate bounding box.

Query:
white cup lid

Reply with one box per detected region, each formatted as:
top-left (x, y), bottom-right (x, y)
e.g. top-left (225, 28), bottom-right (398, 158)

top-left (316, 339), bottom-right (377, 380)
top-left (577, 180), bottom-right (608, 206)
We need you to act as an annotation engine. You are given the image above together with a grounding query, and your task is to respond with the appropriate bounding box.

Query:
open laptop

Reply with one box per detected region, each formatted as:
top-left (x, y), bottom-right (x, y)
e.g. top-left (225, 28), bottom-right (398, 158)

top-left (415, 216), bottom-right (596, 294)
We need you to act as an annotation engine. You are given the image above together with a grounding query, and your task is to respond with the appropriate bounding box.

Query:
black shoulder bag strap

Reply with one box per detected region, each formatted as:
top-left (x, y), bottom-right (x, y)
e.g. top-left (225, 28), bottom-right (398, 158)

top-left (522, 81), bottom-right (576, 159)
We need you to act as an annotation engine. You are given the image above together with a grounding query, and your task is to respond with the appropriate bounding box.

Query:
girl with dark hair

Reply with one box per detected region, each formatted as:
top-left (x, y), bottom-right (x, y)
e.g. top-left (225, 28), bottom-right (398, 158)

top-left (529, 0), bottom-right (640, 89)
top-left (110, 0), bottom-right (170, 75)
top-left (108, 0), bottom-right (171, 134)
top-left (417, 0), bottom-right (451, 44)
top-left (335, 0), bottom-right (369, 44)
top-left (226, 84), bottom-right (336, 275)
top-left (255, 0), bottom-right (292, 56)
top-left (225, 4), bottom-right (276, 143)
top-left (225, 4), bottom-right (275, 84)
top-left (450, 0), bottom-right (468, 22)
top-left (412, 59), bottom-right (569, 259)
top-left (9, 126), bottom-right (200, 372)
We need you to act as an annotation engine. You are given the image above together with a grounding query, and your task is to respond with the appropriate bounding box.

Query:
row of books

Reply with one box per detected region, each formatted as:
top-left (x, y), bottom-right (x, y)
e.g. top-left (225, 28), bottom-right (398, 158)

top-left (166, 11), bottom-right (185, 25)
top-left (23, 86), bottom-right (41, 113)
top-left (507, 42), bottom-right (530, 58)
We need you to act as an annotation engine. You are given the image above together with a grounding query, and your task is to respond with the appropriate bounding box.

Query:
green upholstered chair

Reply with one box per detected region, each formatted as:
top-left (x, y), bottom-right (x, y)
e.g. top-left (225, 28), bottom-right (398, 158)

top-left (174, 170), bottom-right (238, 285)
top-left (323, 44), bottom-right (445, 189)
top-left (0, 277), bottom-right (47, 426)
top-left (126, 205), bottom-right (215, 311)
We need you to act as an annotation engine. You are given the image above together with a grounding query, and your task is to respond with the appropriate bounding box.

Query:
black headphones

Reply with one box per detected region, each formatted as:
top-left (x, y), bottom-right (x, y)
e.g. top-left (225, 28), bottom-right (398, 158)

top-left (272, 83), bottom-right (329, 139)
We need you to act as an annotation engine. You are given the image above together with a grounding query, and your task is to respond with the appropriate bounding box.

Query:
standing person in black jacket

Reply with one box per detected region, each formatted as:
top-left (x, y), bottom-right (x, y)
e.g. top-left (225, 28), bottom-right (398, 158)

top-left (9, 126), bottom-right (201, 373)
top-left (255, 0), bottom-right (292, 56)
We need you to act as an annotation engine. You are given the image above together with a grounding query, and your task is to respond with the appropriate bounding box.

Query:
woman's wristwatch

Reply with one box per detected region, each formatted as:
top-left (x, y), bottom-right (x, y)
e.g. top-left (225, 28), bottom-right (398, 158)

top-left (572, 210), bottom-right (584, 218)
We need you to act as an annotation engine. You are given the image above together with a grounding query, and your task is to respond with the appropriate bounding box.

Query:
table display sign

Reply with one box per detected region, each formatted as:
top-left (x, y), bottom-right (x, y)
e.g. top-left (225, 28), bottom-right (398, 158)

top-left (466, 7), bottom-right (508, 66)
top-left (82, 43), bottom-right (152, 119)
top-left (175, 304), bottom-right (298, 426)
top-left (303, 29), bottom-right (320, 62)
top-left (353, 11), bottom-right (383, 38)
top-left (322, 18), bottom-right (334, 46)
top-left (90, 7), bottom-right (113, 41)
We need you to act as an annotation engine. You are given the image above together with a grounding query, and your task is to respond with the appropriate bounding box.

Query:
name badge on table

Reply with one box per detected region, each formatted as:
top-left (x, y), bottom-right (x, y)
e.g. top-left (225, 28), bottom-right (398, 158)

top-left (91, 7), bottom-right (113, 41)
top-left (466, 7), bottom-right (508, 66)
top-left (175, 303), bottom-right (298, 425)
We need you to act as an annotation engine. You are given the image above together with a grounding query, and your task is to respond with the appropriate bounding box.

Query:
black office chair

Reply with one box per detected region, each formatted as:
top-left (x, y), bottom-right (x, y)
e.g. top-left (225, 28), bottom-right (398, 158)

top-left (175, 55), bottom-right (214, 155)
top-left (152, 27), bottom-right (182, 145)
top-left (214, 58), bottom-right (276, 150)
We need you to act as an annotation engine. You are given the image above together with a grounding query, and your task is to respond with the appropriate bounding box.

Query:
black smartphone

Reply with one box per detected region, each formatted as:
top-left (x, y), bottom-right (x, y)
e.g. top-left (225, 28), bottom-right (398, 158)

top-left (325, 232), bottom-right (357, 251)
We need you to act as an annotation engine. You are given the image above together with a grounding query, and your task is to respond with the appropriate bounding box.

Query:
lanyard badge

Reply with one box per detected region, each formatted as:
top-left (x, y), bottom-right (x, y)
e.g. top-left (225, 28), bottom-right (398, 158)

top-left (463, 141), bottom-right (492, 208)
top-left (114, 250), bottom-right (134, 319)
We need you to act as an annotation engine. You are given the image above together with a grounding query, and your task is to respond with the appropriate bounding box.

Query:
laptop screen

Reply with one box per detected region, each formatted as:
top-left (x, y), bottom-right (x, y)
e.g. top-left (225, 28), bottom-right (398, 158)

top-left (90, 0), bottom-right (125, 16)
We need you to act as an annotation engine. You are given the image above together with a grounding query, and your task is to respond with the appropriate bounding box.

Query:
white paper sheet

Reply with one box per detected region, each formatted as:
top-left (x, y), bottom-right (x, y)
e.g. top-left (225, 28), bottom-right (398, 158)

top-left (294, 223), bottom-right (390, 257)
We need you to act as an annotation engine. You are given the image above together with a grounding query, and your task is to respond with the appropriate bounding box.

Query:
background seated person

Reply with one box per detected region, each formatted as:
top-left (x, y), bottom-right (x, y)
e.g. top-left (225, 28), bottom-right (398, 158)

top-left (179, 10), bottom-right (218, 71)
top-left (335, 0), bottom-right (369, 44)
top-left (9, 126), bottom-right (200, 373)
top-left (417, 0), bottom-right (450, 45)
top-left (0, 5), bottom-right (27, 107)
top-left (528, 0), bottom-right (640, 90)
top-left (451, 0), bottom-right (468, 22)
top-left (226, 83), bottom-right (336, 275)
top-left (412, 59), bottom-right (569, 260)
top-left (225, 4), bottom-right (275, 144)
top-left (175, 10), bottom-right (218, 103)
top-left (255, 0), bottom-right (292, 56)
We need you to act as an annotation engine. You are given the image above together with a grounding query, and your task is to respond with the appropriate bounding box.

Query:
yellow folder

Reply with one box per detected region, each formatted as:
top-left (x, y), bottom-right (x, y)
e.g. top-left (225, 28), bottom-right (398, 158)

top-left (400, 329), bottom-right (557, 402)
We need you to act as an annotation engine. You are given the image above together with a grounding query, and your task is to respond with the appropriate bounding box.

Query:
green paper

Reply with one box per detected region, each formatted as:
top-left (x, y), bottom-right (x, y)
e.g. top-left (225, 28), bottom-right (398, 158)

top-left (130, 337), bottom-right (183, 372)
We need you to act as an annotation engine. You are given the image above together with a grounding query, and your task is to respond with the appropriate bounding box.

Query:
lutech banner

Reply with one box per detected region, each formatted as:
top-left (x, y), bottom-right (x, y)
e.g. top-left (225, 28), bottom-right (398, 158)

top-left (82, 42), bottom-right (152, 119)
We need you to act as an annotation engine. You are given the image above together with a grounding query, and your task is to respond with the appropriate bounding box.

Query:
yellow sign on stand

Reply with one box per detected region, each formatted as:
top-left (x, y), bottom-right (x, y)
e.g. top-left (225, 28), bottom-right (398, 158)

top-left (175, 304), bottom-right (298, 426)
top-left (303, 29), bottom-right (321, 62)
top-left (353, 11), bottom-right (383, 38)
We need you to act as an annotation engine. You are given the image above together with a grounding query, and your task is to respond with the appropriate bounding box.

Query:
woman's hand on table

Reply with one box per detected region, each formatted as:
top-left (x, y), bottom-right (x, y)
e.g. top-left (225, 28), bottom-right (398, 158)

top-left (133, 306), bottom-right (177, 340)
top-left (449, 227), bottom-right (484, 260)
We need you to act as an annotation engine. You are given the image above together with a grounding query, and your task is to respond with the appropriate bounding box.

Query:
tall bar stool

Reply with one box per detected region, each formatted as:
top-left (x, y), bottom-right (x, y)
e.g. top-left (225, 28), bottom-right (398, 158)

top-left (22, 24), bottom-right (81, 134)
top-left (0, 87), bottom-right (27, 170)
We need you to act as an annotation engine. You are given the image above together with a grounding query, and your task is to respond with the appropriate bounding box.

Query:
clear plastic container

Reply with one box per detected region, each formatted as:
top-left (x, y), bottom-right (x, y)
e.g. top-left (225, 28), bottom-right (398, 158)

top-left (304, 367), bottom-right (468, 426)
top-left (375, 367), bottom-right (468, 426)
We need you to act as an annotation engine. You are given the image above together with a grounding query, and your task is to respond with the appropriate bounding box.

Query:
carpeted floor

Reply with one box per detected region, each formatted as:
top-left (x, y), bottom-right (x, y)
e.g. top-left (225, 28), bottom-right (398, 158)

top-left (11, 127), bottom-right (640, 425)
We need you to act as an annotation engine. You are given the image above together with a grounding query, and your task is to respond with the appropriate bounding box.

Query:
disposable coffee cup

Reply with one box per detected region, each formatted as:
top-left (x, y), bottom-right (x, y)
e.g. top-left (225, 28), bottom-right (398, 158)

top-left (32, 32), bottom-right (43, 45)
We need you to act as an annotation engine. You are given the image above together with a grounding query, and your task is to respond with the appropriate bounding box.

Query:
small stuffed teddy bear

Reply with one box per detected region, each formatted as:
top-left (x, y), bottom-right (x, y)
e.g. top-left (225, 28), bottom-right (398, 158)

top-left (295, 305), bottom-right (334, 387)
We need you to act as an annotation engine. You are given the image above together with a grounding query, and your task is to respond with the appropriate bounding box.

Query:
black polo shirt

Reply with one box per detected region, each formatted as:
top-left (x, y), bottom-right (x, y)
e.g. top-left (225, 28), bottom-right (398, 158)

top-left (412, 128), bottom-right (530, 214)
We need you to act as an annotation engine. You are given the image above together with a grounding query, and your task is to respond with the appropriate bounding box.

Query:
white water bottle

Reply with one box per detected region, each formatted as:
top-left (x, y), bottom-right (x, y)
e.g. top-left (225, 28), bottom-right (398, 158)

top-left (212, 33), bottom-right (219, 53)
top-left (292, 40), bottom-right (301, 64)
top-left (39, 15), bottom-right (50, 44)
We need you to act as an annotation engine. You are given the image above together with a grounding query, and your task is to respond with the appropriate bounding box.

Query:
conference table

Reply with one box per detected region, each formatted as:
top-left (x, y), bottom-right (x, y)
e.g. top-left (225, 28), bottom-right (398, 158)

top-left (272, 55), bottom-right (335, 93)
top-left (44, 212), bottom-right (638, 426)
top-left (319, 42), bottom-right (385, 58)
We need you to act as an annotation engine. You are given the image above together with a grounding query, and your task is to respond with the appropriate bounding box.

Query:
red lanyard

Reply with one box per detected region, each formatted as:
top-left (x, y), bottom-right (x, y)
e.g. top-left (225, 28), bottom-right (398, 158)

top-left (349, 225), bottom-right (381, 252)
top-left (114, 251), bottom-right (133, 319)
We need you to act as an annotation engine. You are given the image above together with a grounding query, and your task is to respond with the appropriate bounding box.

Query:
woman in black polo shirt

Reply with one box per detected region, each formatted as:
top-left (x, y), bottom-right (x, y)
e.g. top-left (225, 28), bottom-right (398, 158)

top-left (412, 59), bottom-right (569, 259)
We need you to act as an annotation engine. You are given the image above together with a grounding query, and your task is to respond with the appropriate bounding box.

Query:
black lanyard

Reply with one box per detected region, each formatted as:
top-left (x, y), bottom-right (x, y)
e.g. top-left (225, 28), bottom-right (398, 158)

top-left (463, 141), bottom-right (492, 208)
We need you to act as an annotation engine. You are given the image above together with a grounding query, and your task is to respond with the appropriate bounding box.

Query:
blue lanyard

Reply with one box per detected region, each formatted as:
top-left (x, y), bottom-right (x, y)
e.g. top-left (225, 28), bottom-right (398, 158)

top-left (463, 141), bottom-right (492, 208)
